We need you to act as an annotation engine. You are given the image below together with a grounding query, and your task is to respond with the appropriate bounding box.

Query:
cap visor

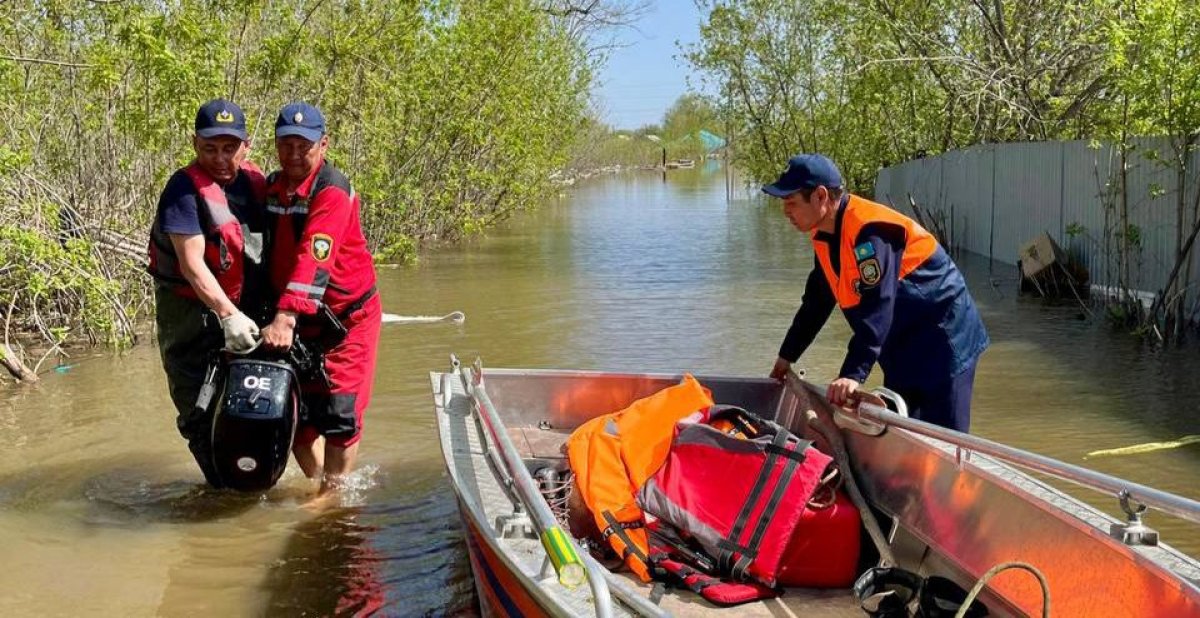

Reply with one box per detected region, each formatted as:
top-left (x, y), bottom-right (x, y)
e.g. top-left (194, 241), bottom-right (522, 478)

top-left (275, 125), bottom-right (323, 141)
top-left (196, 127), bottom-right (247, 140)
top-left (761, 183), bottom-right (799, 198)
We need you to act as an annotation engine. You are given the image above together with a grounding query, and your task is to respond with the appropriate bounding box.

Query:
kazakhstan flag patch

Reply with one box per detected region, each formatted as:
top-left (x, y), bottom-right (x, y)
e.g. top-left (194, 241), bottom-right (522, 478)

top-left (854, 242), bottom-right (875, 261)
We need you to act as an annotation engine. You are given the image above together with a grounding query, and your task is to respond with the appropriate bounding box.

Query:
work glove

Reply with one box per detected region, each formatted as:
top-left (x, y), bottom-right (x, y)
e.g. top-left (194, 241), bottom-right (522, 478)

top-left (220, 311), bottom-right (260, 354)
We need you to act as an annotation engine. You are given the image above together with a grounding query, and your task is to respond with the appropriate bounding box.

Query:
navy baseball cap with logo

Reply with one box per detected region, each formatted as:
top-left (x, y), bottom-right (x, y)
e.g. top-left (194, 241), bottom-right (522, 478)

top-left (275, 102), bottom-right (326, 142)
top-left (762, 154), bottom-right (843, 198)
top-left (195, 99), bottom-right (248, 140)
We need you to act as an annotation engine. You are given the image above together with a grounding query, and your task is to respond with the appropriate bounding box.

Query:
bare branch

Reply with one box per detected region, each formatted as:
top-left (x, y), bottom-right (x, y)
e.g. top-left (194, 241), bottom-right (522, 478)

top-left (0, 54), bottom-right (93, 68)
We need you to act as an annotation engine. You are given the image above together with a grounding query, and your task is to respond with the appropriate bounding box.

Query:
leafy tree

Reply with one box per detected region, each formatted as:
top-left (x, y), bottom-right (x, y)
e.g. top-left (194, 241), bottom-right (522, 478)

top-left (1101, 0), bottom-right (1200, 339)
top-left (661, 92), bottom-right (720, 160)
top-left (686, 0), bottom-right (1117, 192)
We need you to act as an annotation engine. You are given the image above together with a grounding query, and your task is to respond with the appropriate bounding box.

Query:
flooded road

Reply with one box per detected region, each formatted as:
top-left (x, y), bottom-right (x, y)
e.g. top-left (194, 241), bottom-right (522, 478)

top-left (0, 162), bottom-right (1196, 615)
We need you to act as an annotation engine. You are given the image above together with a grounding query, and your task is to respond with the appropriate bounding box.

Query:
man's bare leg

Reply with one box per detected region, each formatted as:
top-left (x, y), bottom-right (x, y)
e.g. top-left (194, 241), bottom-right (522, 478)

top-left (293, 436), bottom-right (325, 479)
top-left (320, 442), bottom-right (359, 494)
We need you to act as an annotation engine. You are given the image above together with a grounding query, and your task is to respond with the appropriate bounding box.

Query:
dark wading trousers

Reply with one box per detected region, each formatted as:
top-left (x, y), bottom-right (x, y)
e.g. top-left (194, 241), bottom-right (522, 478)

top-left (885, 361), bottom-right (978, 433)
top-left (155, 285), bottom-right (224, 487)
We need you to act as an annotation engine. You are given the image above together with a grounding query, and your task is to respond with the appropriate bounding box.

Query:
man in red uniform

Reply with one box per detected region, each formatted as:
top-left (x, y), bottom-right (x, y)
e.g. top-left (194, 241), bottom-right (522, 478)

top-left (148, 99), bottom-right (268, 486)
top-left (259, 102), bottom-right (381, 494)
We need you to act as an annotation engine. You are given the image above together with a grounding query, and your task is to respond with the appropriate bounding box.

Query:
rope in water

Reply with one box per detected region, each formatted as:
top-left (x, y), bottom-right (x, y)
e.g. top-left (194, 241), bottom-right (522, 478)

top-left (381, 310), bottom-right (465, 324)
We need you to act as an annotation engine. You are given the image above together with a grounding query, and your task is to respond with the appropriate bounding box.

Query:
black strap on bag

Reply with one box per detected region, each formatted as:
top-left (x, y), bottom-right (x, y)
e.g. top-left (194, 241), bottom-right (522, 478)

top-left (307, 285), bottom-right (377, 352)
top-left (649, 528), bottom-right (717, 574)
top-left (311, 304), bottom-right (349, 351)
top-left (601, 510), bottom-right (651, 566)
top-left (717, 428), bottom-right (791, 576)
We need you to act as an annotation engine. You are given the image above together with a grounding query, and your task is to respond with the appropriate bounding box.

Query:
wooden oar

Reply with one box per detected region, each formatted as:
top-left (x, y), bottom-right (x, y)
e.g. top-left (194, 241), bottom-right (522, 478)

top-left (381, 311), bottom-right (465, 325)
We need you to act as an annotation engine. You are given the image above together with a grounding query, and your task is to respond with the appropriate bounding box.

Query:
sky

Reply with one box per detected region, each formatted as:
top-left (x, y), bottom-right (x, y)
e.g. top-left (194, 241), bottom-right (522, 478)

top-left (594, 0), bottom-right (707, 131)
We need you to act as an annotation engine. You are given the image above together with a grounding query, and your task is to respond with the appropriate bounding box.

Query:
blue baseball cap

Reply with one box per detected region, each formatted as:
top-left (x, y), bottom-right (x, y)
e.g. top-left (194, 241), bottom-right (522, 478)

top-left (762, 154), bottom-right (843, 198)
top-left (275, 102), bottom-right (326, 142)
top-left (194, 99), bottom-right (248, 140)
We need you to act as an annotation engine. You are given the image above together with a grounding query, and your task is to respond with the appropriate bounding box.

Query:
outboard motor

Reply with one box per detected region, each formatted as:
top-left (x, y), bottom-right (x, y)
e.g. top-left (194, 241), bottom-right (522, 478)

top-left (198, 306), bottom-right (342, 492)
top-left (209, 355), bottom-right (300, 491)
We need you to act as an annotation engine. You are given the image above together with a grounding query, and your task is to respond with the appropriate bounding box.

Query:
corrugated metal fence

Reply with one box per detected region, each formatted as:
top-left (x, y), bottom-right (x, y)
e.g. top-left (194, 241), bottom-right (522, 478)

top-left (873, 138), bottom-right (1200, 296)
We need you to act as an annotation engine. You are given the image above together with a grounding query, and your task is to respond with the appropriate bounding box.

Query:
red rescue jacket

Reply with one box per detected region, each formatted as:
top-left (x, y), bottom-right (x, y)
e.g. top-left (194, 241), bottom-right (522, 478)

top-left (266, 159), bottom-right (377, 317)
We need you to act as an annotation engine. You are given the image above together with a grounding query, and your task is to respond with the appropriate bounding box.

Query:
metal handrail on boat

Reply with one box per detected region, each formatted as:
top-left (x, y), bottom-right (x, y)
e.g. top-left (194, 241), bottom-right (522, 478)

top-left (862, 401), bottom-right (1200, 525)
top-left (787, 373), bottom-right (1200, 527)
top-left (450, 358), bottom-right (619, 618)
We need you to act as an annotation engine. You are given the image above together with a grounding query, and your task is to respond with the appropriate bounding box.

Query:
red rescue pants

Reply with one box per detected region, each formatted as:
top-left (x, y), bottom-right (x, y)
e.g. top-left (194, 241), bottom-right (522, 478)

top-left (294, 294), bottom-right (382, 449)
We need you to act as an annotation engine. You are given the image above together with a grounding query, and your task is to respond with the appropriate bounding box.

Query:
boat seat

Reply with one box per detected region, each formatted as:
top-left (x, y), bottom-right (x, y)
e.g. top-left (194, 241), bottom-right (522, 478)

top-left (506, 426), bottom-right (570, 460)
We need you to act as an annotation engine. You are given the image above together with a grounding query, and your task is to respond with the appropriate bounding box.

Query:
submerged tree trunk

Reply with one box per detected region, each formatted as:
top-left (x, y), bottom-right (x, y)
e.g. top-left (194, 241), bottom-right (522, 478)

top-left (1, 343), bottom-right (37, 383)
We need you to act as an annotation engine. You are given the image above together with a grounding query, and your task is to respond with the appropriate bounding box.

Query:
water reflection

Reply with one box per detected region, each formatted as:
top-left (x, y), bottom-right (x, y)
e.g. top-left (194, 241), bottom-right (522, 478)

top-left (82, 473), bottom-right (261, 526)
top-left (264, 506), bottom-right (387, 617)
top-left (262, 477), bottom-right (477, 617)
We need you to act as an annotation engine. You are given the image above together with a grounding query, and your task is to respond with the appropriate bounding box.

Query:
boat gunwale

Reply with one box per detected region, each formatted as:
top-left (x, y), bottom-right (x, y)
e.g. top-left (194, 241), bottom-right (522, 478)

top-left (430, 371), bottom-right (580, 617)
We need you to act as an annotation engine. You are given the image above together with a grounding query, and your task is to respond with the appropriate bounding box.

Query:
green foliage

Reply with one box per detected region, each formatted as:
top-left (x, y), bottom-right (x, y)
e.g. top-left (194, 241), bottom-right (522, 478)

top-left (0, 227), bottom-right (123, 345)
top-left (569, 116), bottom-right (664, 169)
top-left (1097, 0), bottom-right (1200, 339)
top-left (660, 93), bottom-right (721, 161)
top-left (1100, 0), bottom-right (1200, 145)
top-left (687, 0), bottom-right (1118, 192)
top-left (1120, 224), bottom-right (1143, 250)
top-left (569, 94), bottom-right (723, 168)
top-left (0, 0), bottom-right (595, 348)
top-left (375, 235), bottom-right (418, 265)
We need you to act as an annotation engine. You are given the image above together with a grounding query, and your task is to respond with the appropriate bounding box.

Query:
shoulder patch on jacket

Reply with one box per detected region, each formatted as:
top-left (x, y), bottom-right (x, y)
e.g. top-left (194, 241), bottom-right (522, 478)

top-left (858, 257), bottom-right (881, 286)
top-left (311, 233), bottom-right (333, 262)
top-left (854, 242), bottom-right (875, 262)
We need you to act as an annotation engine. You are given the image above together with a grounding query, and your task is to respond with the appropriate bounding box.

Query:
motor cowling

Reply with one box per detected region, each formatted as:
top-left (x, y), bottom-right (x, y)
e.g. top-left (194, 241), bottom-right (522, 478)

top-left (211, 359), bottom-right (299, 491)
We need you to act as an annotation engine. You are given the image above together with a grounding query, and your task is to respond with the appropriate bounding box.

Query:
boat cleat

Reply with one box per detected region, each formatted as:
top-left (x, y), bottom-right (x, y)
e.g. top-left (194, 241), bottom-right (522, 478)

top-left (496, 508), bottom-right (537, 540)
top-left (1110, 490), bottom-right (1159, 546)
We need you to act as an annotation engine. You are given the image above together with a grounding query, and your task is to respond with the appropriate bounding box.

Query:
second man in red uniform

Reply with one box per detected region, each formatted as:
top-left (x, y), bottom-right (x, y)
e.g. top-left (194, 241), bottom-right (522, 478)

top-left (260, 102), bottom-right (382, 494)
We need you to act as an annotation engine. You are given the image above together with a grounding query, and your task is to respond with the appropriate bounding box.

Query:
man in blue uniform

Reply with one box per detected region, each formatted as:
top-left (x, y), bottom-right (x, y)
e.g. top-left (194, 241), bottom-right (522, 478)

top-left (764, 154), bottom-right (988, 432)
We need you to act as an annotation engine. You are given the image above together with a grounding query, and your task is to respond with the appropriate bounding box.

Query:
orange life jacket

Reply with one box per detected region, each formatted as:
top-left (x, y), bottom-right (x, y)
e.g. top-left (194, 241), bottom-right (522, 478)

top-left (812, 195), bottom-right (937, 309)
top-left (148, 160), bottom-right (266, 304)
top-left (565, 374), bottom-right (714, 581)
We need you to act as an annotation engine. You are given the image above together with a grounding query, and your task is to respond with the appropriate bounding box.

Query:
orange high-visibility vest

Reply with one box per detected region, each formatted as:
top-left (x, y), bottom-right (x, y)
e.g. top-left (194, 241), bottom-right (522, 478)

top-left (812, 195), bottom-right (937, 309)
top-left (566, 374), bottom-right (714, 581)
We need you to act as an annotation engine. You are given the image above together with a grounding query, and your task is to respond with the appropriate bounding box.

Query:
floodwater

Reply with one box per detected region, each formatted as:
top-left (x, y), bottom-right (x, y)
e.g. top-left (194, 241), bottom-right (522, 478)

top-left (0, 162), bottom-right (1197, 616)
